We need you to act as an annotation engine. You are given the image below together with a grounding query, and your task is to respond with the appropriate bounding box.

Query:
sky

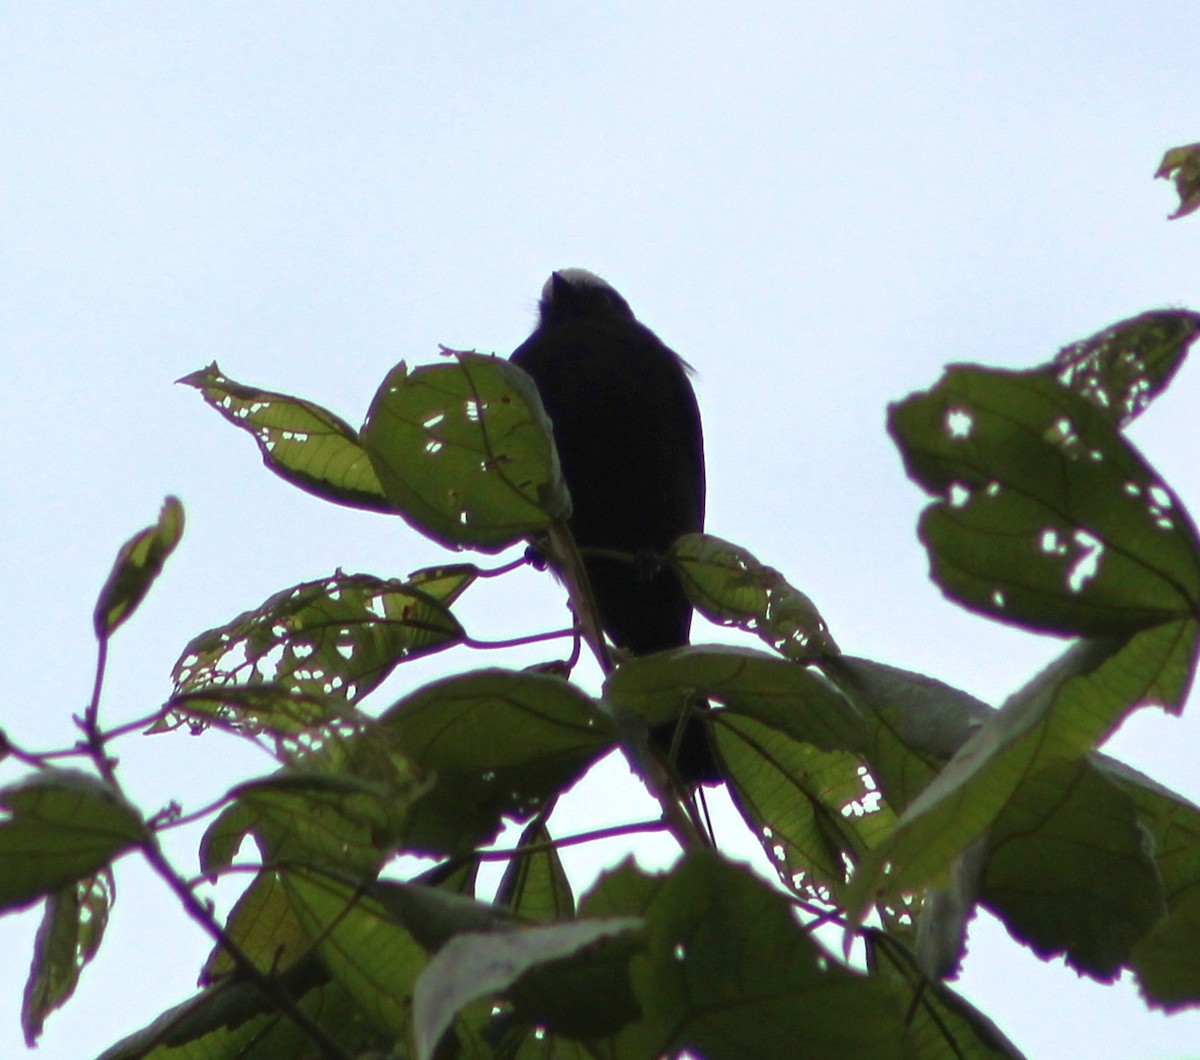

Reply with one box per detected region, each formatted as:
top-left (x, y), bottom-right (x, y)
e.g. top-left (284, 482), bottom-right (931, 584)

top-left (3, 3), bottom-right (1199, 1057)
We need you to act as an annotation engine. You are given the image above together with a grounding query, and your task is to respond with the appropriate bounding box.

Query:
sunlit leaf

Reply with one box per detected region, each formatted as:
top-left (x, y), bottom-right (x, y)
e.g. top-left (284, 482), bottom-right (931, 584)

top-left (93, 497), bottom-right (184, 638)
top-left (671, 533), bottom-right (839, 660)
top-left (202, 871), bottom-right (309, 983)
top-left (179, 362), bottom-right (392, 511)
top-left (167, 683), bottom-right (347, 740)
top-left (1050, 310), bottom-right (1200, 427)
top-left (172, 572), bottom-right (463, 712)
top-left (22, 872), bottom-right (113, 1046)
top-left (361, 350), bottom-right (570, 551)
top-left (495, 818), bottom-right (575, 921)
top-left (889, 366), bottom-right (1200, 635)
top-left (284, 870), bottom-right (427, 1038)
top-left (719, 715), bottom-right (895, 904)
top-left (0, 771), bottom-right (144, 912)
top-left (404, 563), bottom-right (479, 608)
top-left (1156, 141), bottom-right (1200, 219)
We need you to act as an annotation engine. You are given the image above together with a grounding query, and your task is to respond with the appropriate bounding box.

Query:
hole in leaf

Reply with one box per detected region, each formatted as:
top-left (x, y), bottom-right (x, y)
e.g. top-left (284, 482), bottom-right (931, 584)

top-left (944, 408), bottom-right (974, 439)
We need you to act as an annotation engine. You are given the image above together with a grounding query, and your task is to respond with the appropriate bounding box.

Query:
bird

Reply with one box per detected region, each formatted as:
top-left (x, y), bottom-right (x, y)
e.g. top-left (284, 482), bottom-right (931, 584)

top-left (511, 269), bottom-right (717, 783)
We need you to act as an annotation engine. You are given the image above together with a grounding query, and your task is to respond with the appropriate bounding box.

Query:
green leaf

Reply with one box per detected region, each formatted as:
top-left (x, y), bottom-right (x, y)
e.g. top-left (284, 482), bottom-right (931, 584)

top-left (581, 852), bottom-right (907, 1059)
top-left (847, 625), bottom-right (1184, 908)
top-left (179, 362), bottom-right (393, 512)
top-left (230, 768), bottom-right (425, 874)
top-left (1156, 141), bottom-right (1200, 219)
top-left (495, 819), bottom-right (576, 921)
top-left (1133, 886), bottom-right (1200, 1010)
top-left (719, 715), bottom-right (896, 904)
top-left (172, 571), bottom-right (463, 712)
top-left (412, 917), bottom-right (644, 1060)
top-left (869, 931), bottom-right (1027, 1058)
top-left (605, 645), bottom-right (867, 754)
top-left (361, 350), bottom-right (570, 552)
top-left (671, 533), bottom-right (839, 660)
top-left (96, 960), bottom-right (381, 1060)
top-left (1050, 310), bottom-right (1200, 427)
top-left (1103, 757), bottom-right (1200, 1008)
top-left (93, 497), bottom-right (184, 638)
top-left (22, 871), bottom-right (113, 1046)
top-left (378, 669), bottom-right (614, 855)
top-left (0, 771), bottom-right (144, 911)
top-left (404, 562), bottom-right (479, 608)
top-left (166, 683), bottom-right (350, 746)
top-left (201, 871), bottom-right (310, 983)
top-left (198, 801), bottom-right (255, 876)
top-left (826, 656), bottom-right (992, 812)
top-left (980, 757), bottom-right (1163, 980)
top-left (889, 366), bottom-right (1200, 636)
top-left (283, 870), bottom-right (428, 1038)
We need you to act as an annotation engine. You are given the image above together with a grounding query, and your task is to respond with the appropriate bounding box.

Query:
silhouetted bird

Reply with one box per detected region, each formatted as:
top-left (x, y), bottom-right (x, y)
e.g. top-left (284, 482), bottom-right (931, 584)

top-left (512, 269), bottom-right (716, 783)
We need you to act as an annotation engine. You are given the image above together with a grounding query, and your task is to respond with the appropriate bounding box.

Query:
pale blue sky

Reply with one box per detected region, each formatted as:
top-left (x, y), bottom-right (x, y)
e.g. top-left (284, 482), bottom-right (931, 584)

top-left (3, 4), bottom-right (1199, 1057)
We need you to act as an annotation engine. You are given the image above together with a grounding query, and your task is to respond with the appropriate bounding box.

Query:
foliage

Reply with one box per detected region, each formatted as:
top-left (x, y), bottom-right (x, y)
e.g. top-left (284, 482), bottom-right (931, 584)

top-left (4, 166), bottom-right (1200, 1060)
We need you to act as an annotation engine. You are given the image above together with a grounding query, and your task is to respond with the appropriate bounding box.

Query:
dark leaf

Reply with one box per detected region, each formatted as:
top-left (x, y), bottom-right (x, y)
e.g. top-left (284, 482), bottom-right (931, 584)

top-left (413, 917), bottom-right (643, 1060)
top-left (889, 366), bottom-right (1200, 635)
top-left (1051, 310), bottom-right (1200, 427)
top-left (605, 644), bottom-right (866, 755)
top-left (377, 669), bottom-right (615, 855)
top-left (847, 627), bottom-right (1184, 907)
top-left (1156, 141), bottom-right (1200, 219)
top-left (22, 871), bottom-right (113, 1046)
top-left (93, 497), bottom-right (184, 638)
top-left (0, 771), bottom-right (144, 912)
top-left (581, 852), bottom-right (906, 1059)
top-left (981, 757), bottom-right (1164, 980)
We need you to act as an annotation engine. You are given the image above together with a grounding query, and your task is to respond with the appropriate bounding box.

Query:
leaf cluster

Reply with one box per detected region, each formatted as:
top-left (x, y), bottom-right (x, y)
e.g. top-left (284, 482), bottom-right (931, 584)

top-left (5, 205), bottom-right (1200, 1057)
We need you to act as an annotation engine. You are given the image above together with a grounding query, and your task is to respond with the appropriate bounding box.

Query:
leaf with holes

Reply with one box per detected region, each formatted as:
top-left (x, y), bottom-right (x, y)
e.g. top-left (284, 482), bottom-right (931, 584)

top-left (171, 572), bottom-right (463, 712)
top-left (719, 715), bottom-right (896, 905)
top-left (93, 497), bottom-right (184, 639)
top-left (179, 363), bottom-right (393, 512)
top-left (1050, 310), bottom-right (1200, 428)
top-left (671, 533), bottom-right (839, 660)
top-left (22, 872), bottom-right (113, 1046)
top-left (361, 350), bottom-right (570, 551)
top-left (826, 656), bottom-right (993, 813)
top-left (889, 366), bottom-right (1200, 636)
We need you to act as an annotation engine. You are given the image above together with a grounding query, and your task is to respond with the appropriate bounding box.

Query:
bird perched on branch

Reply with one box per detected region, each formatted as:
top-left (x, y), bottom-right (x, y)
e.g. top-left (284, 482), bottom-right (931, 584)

top-left (511, 269), bottom-right (716, 783)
